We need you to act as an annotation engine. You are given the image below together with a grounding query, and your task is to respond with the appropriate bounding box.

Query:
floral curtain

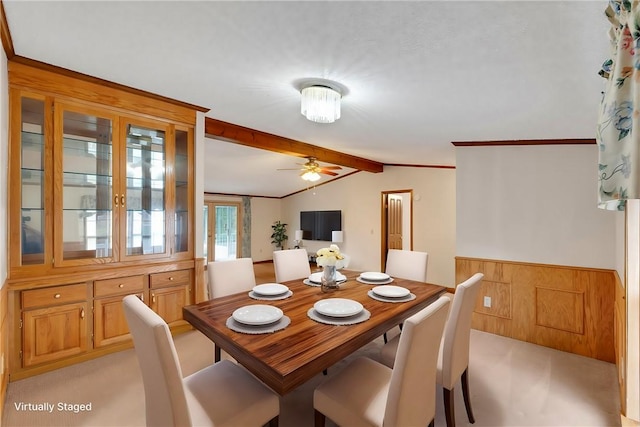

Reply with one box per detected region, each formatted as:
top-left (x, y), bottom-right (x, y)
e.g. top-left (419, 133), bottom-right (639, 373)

top-left (241, 196), bottom-right (251, 257)
top-left (597, 1), bottom-right (640, 210)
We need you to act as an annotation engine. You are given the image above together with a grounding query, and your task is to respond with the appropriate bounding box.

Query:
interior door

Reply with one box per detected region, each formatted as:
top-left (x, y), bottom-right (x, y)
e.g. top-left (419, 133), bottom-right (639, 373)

top-left (387, 195), bottom-right (403, 250)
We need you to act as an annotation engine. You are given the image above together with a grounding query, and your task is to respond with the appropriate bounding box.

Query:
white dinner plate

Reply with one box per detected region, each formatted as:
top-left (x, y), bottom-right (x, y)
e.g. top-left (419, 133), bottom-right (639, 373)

top-left (252, 283), bottom-right (289, 296)
top-left (308, 272), bottom-right (347, 284)
top-left (359, 271), bottom-right (390, 281)
top-left (232, 305), bottom-right (283, 325)
top-left (372, 285), bottom-right (410, 298)
top-left (314, 298), bottom-right (363, 318)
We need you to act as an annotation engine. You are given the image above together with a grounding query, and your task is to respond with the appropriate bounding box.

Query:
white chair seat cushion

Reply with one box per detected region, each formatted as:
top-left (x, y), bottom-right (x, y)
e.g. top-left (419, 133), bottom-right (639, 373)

top-left (184, 360), bottom-right (279, 427)
top-left (314, 357), bottom-right (391, 427)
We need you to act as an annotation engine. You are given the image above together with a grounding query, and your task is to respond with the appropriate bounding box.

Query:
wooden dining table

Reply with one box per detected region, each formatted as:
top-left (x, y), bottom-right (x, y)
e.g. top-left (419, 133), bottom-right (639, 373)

top-left (182, 269), bottom-right (447, 395)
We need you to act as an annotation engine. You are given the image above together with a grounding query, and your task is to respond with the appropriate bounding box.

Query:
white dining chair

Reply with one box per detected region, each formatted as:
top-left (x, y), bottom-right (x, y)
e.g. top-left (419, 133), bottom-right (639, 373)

top-left (384, 249), bottom-right (429, 282)
top-left (122, 295), bottom-right (280, 427)
top-left (380, 272), bottom-right (484, 427)
top-left (273, 248), bottom-right (311, 283)
top-left (313, 295), bottom-right (450, 427)
top-left (383, 249), bottom-right (429, 342)
top-left (207, 257), bottom-right (256, 362)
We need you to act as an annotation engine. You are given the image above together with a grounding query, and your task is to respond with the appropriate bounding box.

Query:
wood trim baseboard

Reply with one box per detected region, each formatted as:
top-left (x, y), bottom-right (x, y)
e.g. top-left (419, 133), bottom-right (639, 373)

top-left (451, 138), bottom-right (596, 147)
top-left (0, 1), bottom-right (15, 59)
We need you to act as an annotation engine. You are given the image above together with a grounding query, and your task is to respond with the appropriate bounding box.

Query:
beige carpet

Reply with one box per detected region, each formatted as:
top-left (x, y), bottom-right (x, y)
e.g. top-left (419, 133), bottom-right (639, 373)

top-left (2, 329), bottom-right (620, 427)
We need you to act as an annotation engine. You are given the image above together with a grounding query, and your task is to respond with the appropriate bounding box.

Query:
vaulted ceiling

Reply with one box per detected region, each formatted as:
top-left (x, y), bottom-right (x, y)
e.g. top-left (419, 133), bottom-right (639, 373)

top-left (2, 1), bottom-right (609, 197)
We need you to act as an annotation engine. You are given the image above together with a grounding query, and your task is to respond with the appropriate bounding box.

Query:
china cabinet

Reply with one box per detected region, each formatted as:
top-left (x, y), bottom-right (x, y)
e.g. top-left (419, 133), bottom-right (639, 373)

top-left (6, 61), bottom-right (207, 380)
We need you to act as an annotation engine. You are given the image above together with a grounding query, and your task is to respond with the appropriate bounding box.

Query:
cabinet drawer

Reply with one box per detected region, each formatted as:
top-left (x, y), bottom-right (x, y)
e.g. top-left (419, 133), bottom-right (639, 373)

top-left (22, 284), bottom-right (86, 309)
top-left (94, 276), bottom-right (145, 298)
top-left (150, 270), bottom-right (191, 289)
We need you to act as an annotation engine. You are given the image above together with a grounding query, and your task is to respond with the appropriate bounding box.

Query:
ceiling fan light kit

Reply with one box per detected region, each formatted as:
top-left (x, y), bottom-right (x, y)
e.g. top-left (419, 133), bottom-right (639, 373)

top-left (301, 170), bottom-right (322, 182)
top-left (278, 156), bottom-right (343, 182)
top-left (300, 84), bottom-right (341, 123)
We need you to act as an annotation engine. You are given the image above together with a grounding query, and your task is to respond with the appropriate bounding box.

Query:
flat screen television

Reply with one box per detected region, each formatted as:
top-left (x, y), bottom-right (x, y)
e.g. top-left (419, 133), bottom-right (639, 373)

top-left (300, 210), bottom-right (342, 241)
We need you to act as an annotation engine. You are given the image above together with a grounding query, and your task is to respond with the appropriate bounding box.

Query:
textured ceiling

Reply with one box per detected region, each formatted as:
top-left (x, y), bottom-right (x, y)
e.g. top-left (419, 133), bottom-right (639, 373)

top-left (3, 1), bottom-right (610, 197)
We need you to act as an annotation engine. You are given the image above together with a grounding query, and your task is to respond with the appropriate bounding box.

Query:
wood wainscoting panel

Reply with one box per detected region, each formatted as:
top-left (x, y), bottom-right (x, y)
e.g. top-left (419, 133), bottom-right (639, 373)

top-left (474, 280), bottom-right (512, 319)
top-left (456, 257), bottom-right (615, 362)
top-left (535, 287), bottom-right (584, 334)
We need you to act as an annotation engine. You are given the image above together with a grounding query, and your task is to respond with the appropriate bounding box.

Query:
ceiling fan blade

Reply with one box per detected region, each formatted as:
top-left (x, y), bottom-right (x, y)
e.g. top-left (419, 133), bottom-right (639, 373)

top-left (277, 168), bottom-right (302, 171)
top-left (321, 166), bottom-right (342, 170)
top-left (321, 170), bottom-right (339, 176)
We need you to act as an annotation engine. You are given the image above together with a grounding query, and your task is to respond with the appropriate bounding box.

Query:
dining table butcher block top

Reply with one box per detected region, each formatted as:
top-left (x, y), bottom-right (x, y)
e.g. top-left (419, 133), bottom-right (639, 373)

top-left (183, 269), bottom-right (447, 395)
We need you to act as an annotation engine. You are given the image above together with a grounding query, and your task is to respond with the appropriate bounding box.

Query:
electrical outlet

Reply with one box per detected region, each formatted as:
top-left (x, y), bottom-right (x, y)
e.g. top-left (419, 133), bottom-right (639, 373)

top-left (483, 296), bottom-right (492, 308)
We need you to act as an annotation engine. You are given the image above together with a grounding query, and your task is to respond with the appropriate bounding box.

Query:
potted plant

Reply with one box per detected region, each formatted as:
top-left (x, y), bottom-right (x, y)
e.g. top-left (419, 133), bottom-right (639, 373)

top-left (271, 220), bottom-right (288, 250)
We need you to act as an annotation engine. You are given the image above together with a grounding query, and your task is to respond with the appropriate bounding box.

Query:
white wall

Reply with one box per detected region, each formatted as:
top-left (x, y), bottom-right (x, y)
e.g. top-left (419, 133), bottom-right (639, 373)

top-left (281, 166), bottom-right (457, 287)
top-left (250, 197), bottom-right (282, 262)
top-left (456, 144), bottom-right (620, 269)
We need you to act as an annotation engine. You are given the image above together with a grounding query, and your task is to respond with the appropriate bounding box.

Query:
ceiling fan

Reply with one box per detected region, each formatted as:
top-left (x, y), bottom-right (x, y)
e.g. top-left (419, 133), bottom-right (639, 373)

top-left (278, 157), bottom-right (342, 182)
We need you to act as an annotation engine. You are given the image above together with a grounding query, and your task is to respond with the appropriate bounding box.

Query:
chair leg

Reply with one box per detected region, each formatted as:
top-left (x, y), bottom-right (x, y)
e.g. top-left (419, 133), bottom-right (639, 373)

top-left (383, 332), bottom-right (388, 344)
top-left (428, 419), bottom-right (435, 427)
top-left (214, 345), bottom-right (221, 363)
top-left (268, 415), bottom-right (279, 427)
top-left (314, 409), bottom-right (326, 427)
top-left (461, 368), bottom-right (475, 423)
top-left (323, 369), bottom-right (328, 375)
top-left (443, 387), bottom-right (455, 427)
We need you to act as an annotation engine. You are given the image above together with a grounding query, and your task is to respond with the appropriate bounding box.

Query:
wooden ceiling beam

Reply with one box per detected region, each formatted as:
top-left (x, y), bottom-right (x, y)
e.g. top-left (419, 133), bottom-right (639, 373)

top-left (205, 117), bottom-right (384, 173)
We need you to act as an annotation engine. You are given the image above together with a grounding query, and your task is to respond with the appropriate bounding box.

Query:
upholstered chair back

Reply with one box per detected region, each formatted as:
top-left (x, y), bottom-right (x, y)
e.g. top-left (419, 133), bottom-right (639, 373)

top-left (207, 257), bottom-right (256, 299)
top-left (273, 248), bottom-right (311, 282)
top-left (123, 295), bottom-right (191, 427)
top-left (385, 249), bottom-right (429, 282)
top-left (438, 272), bottom-right (484, 389)
top-left (383, 295), bottom-right (450, 426)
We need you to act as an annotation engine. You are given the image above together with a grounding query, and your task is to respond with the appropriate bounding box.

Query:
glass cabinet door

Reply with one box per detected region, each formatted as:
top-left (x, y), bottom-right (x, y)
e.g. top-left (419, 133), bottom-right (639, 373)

top-left (56, 105), bottom-right (115, 264)
top-left (19, 96), bottom-right (46, 265)
top-left (124, 122), bottom-right (167, 257)
top-left (174, 128), bottom-right (190, 255)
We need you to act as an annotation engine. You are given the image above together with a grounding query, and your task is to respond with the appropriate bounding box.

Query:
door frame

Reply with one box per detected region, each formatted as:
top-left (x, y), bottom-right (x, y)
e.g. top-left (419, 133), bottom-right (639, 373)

top-left (203, 199), bottom-right (242, 262)
top-left (380, 189), bottom-right (413, 271)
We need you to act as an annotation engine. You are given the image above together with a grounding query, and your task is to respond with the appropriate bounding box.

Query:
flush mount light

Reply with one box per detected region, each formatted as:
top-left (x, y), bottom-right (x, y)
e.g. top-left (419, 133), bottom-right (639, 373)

top-left (300, 84), bottom-right (342, 124)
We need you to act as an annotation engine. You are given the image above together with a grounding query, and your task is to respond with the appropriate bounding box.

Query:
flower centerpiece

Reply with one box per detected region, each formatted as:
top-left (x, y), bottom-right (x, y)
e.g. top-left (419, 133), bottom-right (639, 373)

top-left (316, 244), bottom-right (345, 293)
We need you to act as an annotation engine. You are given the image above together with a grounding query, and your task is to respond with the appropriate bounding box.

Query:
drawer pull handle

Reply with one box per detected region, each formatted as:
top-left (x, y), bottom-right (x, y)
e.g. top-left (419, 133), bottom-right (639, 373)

top-left (114, 195), bottom-right (119, 208)
top-left (121, 195), bottom-right (125, 206)
top-left (152, 294), bottom-right (156, 304)
top-left (119, 284), bottom-right (124, 288)
top-left (81, 308), bottom-right (85, 319)
top-left (54, 293), bottom-right (61, 299)
top-left (169, 277), bottom-right (174, 281)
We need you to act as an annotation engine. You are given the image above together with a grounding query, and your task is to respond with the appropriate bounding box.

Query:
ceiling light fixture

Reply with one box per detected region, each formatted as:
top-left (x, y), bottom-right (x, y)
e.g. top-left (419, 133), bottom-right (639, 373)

top-left (300, 84), bottom-right (341, 124)
top-left (301, 170), bottom-right (321, 182)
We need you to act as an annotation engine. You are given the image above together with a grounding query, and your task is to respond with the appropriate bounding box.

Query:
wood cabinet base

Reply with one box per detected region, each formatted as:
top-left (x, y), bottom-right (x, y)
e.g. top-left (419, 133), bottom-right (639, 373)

top-left (9, 324), bottom-right (192, 382)
top-left (7, 264), bottom-right (197, 381)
